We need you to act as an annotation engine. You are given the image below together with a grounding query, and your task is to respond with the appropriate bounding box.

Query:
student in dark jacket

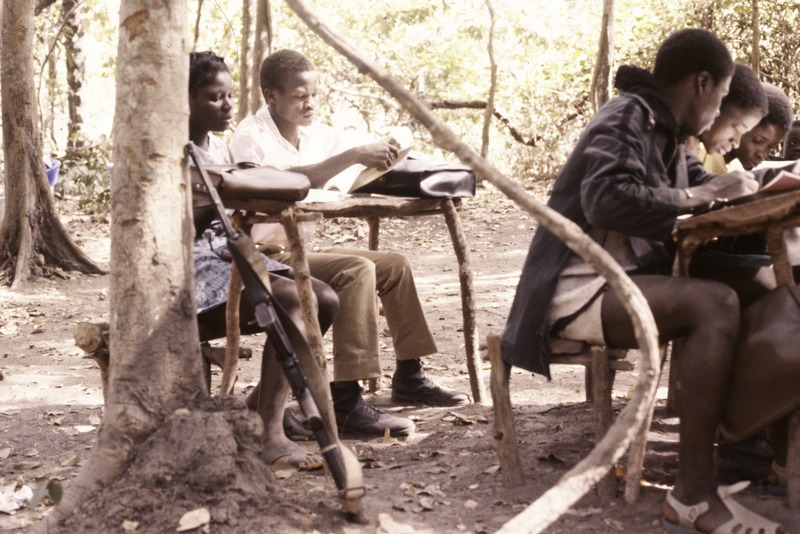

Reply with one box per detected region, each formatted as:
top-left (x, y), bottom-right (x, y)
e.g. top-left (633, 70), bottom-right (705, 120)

top-left (502, 29), bottom-right (782, 533)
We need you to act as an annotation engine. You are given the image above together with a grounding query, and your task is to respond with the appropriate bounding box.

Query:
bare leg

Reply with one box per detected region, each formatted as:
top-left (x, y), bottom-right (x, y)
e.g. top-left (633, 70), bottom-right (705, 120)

top-left (246, 274), bottom-right (338, 465)
top-left (602, 275), bottom-right (739, 531)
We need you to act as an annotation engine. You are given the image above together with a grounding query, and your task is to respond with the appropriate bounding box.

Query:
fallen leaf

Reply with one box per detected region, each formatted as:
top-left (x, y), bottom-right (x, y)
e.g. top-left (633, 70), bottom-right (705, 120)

top-left (176, 507), bottom-right (210, 532)
top-left (418, 496), bottom-right (435, 510)
top-left (74, 425), bottom-right (95, 433)
top-left (0, 448), bottom-right (11, 460)
top-left (464, 499), bottom-right (478, 510)
top-left (13, 461), bottom-right (40, 471)
top-left (88, 413), bottom-right (102, 426)
top-left (483, 465), bottom-right (500, 475)
top-left (60, 455), bottom-right (82, 467)
top-left (122, 520), bottom-right (139, 531)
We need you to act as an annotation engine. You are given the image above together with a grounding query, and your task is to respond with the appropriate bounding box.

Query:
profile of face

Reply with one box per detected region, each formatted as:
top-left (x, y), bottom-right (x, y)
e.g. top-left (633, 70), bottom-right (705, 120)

top-left (686, 72), bottom-right (732, 137)
top-left (783, 125), bottom-right (800, 160)
top-left (700, 104), bottom-right (764, 155)
top-left (189, 71), bottom-right (234, 134)
top-left (265, 70), bottom-right (320, 128)
top-left (728, 123), bottom-right (787, 170)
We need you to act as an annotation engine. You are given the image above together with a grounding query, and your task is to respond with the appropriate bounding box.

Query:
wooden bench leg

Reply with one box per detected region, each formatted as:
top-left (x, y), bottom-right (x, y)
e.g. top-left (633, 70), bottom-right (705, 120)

top-left (487, 334), bottom-right (524, 488)
top-left (591, 346), bottom-right (616, 498)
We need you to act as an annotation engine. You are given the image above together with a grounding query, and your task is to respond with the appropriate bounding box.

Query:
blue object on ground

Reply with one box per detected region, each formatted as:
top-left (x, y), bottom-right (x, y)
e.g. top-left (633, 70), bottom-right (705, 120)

top-left (45, 158), bottom-right (61, 187)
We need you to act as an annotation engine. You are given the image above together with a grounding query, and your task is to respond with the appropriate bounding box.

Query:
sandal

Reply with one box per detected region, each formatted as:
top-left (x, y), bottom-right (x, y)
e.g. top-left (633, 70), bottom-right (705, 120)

top-left (663, 481), bottom-right (783, 533)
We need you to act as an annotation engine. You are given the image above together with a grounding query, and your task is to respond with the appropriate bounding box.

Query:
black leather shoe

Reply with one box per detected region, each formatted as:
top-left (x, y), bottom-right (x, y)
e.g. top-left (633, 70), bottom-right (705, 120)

top-left (392, 364), bottom-right (470, 407)
top-left (335, 397), bottom-right (415, 437)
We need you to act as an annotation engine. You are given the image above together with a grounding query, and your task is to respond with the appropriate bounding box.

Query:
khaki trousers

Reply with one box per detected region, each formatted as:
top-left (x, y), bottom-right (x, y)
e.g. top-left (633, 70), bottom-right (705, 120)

top-left (271, 248), bottom-right (438, 382)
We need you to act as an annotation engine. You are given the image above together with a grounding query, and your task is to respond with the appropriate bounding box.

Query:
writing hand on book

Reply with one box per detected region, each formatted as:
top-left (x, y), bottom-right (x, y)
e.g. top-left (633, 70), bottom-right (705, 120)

top-left (356, 139), bottom-right (401, 171)
top-left (683, 171), bottom-right (759, 213)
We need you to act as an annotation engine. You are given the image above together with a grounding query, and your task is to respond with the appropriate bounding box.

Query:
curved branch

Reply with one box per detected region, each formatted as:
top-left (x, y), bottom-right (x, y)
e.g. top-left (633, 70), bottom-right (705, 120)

top-left (283, 2), bottom-right (661, 531)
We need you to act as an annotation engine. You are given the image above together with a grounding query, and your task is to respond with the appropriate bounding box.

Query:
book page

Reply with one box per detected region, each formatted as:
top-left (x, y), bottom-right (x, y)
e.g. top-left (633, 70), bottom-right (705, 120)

top-left (760, 168), bottom-right (800, 193)
top-left (322, 127), bottom-right (414, 194)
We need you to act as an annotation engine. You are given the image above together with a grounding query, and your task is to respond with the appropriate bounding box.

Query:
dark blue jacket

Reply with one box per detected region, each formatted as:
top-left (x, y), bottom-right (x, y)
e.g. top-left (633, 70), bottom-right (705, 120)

top-left (501, 66), bottom-right (714, 377)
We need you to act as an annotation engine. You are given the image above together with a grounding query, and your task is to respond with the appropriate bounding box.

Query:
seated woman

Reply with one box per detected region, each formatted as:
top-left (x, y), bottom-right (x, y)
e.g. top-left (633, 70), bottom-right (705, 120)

top-left (502, 29), bottom-right (782, 533)
top-left (189, 50), bottom-right (338, 469)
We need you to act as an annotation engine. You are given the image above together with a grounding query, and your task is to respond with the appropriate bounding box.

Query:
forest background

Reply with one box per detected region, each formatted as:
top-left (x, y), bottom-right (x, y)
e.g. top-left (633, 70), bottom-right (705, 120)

top-left (2, 0), bottom-right (800, 532)
top-left (7, 0), bottom-right (800, 212)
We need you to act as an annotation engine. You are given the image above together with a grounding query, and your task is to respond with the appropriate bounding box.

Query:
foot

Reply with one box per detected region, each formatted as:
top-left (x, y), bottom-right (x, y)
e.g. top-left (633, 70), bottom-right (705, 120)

top-left (335, 397), bottom-right (415, 437)
top-left (392, 360), bottom-right (470, 407)
top-left (663, 482), bottom-right (783, 533)
top-left (263, 441), bottom-right (322, 471)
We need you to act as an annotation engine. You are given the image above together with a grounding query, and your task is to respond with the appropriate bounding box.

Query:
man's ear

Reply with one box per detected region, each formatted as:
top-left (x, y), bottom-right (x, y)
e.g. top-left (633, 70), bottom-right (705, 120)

top-left (262, 88), bottom-right (273, 105)
top-left (695, 71), bottom-right (713, 96)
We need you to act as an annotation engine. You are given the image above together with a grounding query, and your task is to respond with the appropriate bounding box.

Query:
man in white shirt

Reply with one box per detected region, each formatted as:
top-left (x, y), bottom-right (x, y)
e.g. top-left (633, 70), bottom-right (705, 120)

top-left (231, 49), bottom-right (469, 438)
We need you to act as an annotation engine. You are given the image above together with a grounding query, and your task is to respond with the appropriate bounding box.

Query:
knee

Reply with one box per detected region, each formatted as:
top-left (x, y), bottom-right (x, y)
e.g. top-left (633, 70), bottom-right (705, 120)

top-left (332, 256), bottom-right (375, 289)
top-left (314, 280), bottom-right (339, 331)
top-left (691, 283), bottom-right (740, 337)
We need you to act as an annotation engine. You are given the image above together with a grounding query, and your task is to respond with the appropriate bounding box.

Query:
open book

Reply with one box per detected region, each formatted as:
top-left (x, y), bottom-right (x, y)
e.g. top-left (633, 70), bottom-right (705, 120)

top-left (759, 159), bottom-right (800, 193)
top-left (323, 128), bottom-right (413, 194)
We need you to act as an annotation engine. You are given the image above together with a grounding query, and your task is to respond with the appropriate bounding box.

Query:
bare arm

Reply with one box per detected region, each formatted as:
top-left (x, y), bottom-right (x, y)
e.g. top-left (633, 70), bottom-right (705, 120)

top-left (289, 140), bottom-right (399, 188)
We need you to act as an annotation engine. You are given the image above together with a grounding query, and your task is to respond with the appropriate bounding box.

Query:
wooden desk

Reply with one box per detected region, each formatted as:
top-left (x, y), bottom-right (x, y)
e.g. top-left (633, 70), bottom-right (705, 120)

top-left (674, 190), bottom-right (800, 508)
top-left (226, 194), bottom-right (487, 404)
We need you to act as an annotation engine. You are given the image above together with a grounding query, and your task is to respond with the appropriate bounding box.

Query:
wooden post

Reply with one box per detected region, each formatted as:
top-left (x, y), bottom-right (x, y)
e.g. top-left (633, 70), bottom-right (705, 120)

top-left (220, 262), bottom-right (242, 395)
top-left (441, 198), bottom-right (486, 403)
top-left (366, 216), bottom-right (380, 393)
top-left (487, 334), bottom-right (524, 488)
top-left (591, 346), bottom-right (616, 498)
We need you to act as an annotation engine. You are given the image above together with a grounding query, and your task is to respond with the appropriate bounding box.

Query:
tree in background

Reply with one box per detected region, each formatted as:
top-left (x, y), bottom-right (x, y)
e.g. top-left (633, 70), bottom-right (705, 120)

top-left (62, 0), bottom-right (86, 148)
top-left (0, 0), bottom-right (102, 288)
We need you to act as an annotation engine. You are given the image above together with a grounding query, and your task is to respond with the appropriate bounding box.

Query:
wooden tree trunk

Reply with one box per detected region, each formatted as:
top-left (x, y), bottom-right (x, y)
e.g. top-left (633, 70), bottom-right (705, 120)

top-left (751, 0), bottom-right (760, 75)
top-left (0, 0), bottom-right (103, 288)
top-left (237, 0), bottom-right (254, 123)
top-left (38, 4), bottom-right (290, 531)
top-left (62, 0), bottom-right (86, 148)
top-left (248, 0), bottom-right (271, 114)
top-left (590, 0), bottom-right (615, 113)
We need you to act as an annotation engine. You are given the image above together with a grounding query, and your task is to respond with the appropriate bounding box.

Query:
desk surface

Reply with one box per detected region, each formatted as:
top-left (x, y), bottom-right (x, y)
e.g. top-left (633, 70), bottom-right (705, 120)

top-left (674, 190), bottom-right (800, 240)
top-left (227, 194), bottom-right (459, 219)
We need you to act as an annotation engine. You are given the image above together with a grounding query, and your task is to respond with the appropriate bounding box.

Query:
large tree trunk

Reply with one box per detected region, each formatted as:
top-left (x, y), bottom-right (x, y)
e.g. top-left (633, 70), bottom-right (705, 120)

top-left (62, 0), bottom-right (86, 148)
top-left (0, 0), bottom-right (102, 288)
top-left (35, 3), bottom-right (304, 531)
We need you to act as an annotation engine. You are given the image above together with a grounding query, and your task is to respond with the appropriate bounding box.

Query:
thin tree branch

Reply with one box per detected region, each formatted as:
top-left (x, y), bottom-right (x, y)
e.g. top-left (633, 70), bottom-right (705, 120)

top-left (283, 2), bottom-right (661, 531)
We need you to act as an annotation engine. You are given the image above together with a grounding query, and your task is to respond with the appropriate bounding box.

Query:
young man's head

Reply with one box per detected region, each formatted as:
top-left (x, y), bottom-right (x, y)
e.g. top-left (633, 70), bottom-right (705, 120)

top-left (260, 49), bottom-right (319, 128)
top-left (654, 28), bottom-right (734, 137)
top-left (699, 63), bottom-right (767, 155)
top-left (189, 51), bottom-right (234, 134)
top-left (783, 120), bottom-right (800, 160)
top-left (726, 83), bottom-right (793, 169)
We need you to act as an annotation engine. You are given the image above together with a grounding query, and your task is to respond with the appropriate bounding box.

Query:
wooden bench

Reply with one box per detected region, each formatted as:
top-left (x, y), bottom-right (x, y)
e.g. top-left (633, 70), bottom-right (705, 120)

top-left (486, 333), bottom-right (643, 499)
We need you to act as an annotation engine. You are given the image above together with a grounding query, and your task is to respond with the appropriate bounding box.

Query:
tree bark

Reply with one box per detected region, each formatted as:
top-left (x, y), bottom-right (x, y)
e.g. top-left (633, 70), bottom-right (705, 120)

top-left (590, 0), bottom-right (615, 113)
top-left (0, 0), bottom-right (103, 288)
top-left (237, 0), bottom-right (253, 123)
top-left (751, 0), bottom-right (760, 75)
top-left (283, 2), bottom-right (662, 531)
top-left (248, 0), bottom-right (271, 115)
top-left (480, 0), bottom-right (497, 159)
top-left (62, 0), bottom-right (85, 148)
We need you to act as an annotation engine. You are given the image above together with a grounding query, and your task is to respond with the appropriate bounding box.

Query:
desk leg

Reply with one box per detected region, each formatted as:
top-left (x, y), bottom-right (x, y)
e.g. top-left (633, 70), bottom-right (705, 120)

top-left (789, 410), bottom-right (800, 509)
top-left (441, 198), bottom-right (486, 404)
top-left (221, 253), bottom-right (243, 395)
top-left (280, 208), bottom-right (335, 429)
top-left (366, 216), bottom-right (380, 251)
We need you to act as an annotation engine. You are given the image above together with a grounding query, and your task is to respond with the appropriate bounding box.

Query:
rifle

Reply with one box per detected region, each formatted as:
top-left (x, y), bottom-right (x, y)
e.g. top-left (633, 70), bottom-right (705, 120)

top-left (186, 143), bottom-right (365, 519)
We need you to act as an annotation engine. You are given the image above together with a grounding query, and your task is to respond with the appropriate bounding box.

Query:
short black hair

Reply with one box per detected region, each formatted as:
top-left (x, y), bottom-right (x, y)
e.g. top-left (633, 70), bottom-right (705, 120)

top-left (260, 49), bottom-right (316, 92)
top-left (759, 84), bottom-right (794, 131)
top-left (790, 119), bottom-right (800, 131)
top-left (720, 64), bottom-right (767, 114)
top-left (653, 28), bottom-right (733, 86)
top-left (189, 51), bottom-right (229, 96)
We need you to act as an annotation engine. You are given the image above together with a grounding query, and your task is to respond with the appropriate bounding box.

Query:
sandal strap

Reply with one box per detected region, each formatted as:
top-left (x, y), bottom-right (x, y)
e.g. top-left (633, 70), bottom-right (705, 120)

top-left (666, 492), bottom-right (710, 529)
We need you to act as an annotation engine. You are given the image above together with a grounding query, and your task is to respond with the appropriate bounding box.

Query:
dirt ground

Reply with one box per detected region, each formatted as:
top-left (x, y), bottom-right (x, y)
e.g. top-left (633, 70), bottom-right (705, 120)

top-left (1, 185), bottom-right (799, 533)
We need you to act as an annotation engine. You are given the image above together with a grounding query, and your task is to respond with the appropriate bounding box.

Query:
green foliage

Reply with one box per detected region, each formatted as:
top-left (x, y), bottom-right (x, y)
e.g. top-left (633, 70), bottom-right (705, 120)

top-left (29, 0), bottom-right (800, 192)
top-left (54, 137), bottom-right (112, 214)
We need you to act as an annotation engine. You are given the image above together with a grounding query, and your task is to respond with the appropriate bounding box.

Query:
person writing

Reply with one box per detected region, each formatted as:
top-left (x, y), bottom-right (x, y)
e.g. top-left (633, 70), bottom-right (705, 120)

top-left (502, 29), bottom-right (782, 533)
